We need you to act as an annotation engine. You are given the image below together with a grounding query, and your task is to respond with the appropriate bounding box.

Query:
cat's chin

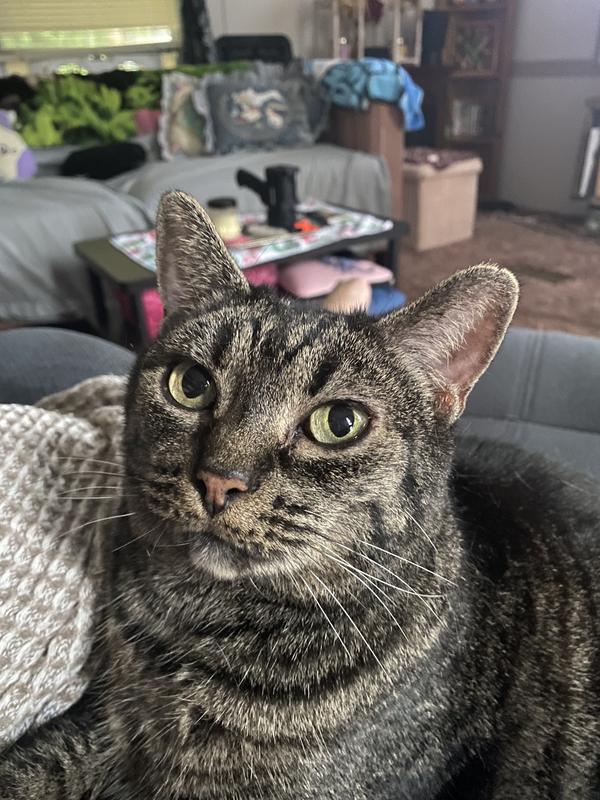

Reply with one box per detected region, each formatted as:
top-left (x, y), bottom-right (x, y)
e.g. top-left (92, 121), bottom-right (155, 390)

top-left (190, 526), bottom-right (266, 581)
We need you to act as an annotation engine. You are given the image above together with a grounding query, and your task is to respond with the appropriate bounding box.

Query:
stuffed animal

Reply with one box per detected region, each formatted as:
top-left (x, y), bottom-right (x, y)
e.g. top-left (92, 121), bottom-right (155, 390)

top-left (0, 111), bottom-right (36, 182)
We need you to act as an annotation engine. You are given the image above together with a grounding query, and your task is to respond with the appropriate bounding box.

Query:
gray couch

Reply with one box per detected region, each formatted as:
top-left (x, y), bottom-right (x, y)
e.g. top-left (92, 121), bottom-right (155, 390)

top-left (457, 328), bottom-right (600, 478)
top-left (0, 326), bottom-right (598, 479)
top-left (0, 145), bottom-right (391, 326)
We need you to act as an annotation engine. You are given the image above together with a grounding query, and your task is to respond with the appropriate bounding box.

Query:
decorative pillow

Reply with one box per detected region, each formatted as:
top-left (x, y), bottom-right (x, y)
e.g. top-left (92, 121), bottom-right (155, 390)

top-left (201, 71), bottom-right (314, 154)
top-left (279, 257), bottom-right (393, 299)
top-left (0, 111), bottom-right (36, 182)
top-left (249, 60), bottom-right (330, 140)
top-left (158, 72), bottom-right (214, 160)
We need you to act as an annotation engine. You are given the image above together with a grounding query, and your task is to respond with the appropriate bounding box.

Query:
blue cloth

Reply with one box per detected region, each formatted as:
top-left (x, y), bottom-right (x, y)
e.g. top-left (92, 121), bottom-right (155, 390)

top-left (319, 59), bottom-right (424, 132)
top-left (369, 285), bottom-right (406, 315)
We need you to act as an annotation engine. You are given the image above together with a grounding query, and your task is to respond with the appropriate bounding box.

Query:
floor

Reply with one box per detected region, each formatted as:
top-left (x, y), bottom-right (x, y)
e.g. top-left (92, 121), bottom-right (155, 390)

top-left (399, 212), bottom-right (600, 339)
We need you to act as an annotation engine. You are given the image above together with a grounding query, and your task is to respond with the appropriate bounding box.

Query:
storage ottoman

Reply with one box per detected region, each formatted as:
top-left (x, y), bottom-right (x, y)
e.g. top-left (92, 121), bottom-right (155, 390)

top-left (403, 152), bottom-right (482, 251)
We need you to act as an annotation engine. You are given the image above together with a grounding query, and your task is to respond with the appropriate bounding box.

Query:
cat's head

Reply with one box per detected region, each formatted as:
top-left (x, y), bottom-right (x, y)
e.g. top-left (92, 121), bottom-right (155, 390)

top-left (124, 192), bottom-right (518, 584)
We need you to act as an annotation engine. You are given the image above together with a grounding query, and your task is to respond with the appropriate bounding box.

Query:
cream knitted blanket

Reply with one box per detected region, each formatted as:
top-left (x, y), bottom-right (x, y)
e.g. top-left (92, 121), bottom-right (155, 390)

top-left (0, 376), bottom-right (126, 751)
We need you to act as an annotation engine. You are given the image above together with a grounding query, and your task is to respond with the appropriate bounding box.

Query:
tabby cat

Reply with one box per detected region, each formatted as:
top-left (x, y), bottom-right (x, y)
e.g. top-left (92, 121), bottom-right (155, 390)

top-left (1, 192), bottom-right (599, 799)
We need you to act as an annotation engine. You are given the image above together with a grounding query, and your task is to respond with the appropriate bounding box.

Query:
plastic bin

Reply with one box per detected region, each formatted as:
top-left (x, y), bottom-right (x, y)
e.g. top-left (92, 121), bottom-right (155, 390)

top-left (403, 154), bottom-right (482, 251)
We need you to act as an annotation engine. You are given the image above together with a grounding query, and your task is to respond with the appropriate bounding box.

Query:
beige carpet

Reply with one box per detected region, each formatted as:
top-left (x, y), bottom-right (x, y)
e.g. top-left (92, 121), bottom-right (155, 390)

top-left (398, 213), bottom-right (600, 338)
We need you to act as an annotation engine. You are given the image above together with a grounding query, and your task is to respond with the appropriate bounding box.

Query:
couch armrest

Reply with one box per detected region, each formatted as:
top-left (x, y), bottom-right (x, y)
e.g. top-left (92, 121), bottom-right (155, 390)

top-left (328, 102), bottom-right (405, 219)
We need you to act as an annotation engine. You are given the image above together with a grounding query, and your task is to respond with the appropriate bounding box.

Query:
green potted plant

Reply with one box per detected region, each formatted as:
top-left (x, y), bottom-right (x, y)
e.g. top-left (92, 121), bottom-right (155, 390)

top-left (18, 75), bottom-right (136, 147)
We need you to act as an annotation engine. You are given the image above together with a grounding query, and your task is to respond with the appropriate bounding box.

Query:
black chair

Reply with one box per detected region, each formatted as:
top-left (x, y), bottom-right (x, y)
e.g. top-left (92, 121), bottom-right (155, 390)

top-left (215, 34), bottom-right (293, 65)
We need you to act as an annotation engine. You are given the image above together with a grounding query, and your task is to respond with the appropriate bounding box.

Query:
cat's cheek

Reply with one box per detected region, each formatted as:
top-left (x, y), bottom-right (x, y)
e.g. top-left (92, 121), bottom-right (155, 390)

top-left (133, 483), bottom-right (206, 532)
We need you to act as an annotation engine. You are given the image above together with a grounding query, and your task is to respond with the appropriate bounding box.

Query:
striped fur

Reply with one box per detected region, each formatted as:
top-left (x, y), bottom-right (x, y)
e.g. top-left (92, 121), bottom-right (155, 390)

top-left (1, 193), bottom-right (598, 799)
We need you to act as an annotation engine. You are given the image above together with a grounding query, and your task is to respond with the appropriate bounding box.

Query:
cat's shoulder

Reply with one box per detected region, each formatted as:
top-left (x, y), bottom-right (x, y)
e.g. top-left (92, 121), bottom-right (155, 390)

top-left (451, 436), bottom-right (600, 572)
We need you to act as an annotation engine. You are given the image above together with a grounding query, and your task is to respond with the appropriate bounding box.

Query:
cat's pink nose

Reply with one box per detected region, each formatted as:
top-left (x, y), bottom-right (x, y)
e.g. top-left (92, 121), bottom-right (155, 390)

top-left (197, 470), bottom-right (249, 516)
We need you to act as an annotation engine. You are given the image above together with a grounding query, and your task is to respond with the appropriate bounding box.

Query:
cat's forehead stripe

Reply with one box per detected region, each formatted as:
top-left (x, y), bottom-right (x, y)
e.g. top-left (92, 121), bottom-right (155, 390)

top-left (211, 323), bottom-right (234, 369)
top-left (308, 357), bottom-right (340, 397)
top-left (163, 302), bottom-right (365, 401)
top-left (281, 321), bottom-right (332, 366)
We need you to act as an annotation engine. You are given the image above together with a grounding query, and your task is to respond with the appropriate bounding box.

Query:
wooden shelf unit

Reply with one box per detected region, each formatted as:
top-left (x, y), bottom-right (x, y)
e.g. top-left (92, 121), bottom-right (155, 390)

top-left (437, 2), bottom-right (506, 12)
top-left (407, 0), bottom-right (518, 201)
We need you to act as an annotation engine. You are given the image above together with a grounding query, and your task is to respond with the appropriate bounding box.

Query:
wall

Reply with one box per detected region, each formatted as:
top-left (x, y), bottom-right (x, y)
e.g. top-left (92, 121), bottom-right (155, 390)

top-left (499, 0), bottom-right (600, 215)
top-left (206, 0), bottom-right (316, 58)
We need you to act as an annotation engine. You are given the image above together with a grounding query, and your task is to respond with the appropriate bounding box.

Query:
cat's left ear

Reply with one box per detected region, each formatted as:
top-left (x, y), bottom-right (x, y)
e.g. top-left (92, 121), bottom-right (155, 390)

top-left (377, 265), bottom-right (519, 424)
top-left (156, 191), bottom-right (249, 313)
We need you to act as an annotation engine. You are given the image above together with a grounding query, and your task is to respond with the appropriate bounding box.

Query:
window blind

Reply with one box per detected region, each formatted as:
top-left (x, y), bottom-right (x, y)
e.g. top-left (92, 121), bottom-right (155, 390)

top-left (0, 0), bottom-right (180, 51)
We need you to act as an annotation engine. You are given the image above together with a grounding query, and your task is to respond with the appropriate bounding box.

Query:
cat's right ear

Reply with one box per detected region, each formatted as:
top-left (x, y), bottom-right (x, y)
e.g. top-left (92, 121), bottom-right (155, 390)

top-left (376, 265), bottom-right (518, 424)
top-left (155, 191), bottom-right (249, 314)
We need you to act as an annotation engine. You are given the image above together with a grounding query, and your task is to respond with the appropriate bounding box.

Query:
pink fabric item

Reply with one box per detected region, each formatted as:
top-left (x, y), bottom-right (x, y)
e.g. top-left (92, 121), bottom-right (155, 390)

top-left (134, 109), bottom-right (162, 136)
top-left (138, 264), bottom-right (278, 342)
top-left (113, 288), bottom-right (135, 324)
top-left (243, 262), bottom-right (279, 288)
top-left (279, 258), bottom-right (393, 299)
top-left (141, 289), bottom-right (164, 340)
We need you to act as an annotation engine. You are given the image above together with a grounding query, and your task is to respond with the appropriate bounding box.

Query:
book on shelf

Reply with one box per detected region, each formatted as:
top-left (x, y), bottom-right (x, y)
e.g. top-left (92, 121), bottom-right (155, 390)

top-left (575, 127), bottom-right (600, 199)
top-left (449, 98), bottom-right (485, 139)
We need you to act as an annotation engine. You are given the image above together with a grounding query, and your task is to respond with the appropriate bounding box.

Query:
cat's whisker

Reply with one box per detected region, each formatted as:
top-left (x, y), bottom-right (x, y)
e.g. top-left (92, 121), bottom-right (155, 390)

top-left (306, 545), bottom-right (409, 642)
top-left (151, 525), bottom-right (169, 554)
top-left (308, 533), bottom-right (445, 625)
top-left (113, 522), bottom-right (161, 552)
top-left (404, 508), bottom-right (437, 551)
top-left (59, 495), bottom-right (133, 501)
top-left (53, 456), bottom-right (124, 468)
top-left (356, 540), bottom-right (457, 586)
top-left (321, 545), bottom-right (442, 599)
top-left (57, 485), bottom-right (124, 496)
top-left (58, 471), bottom-right (151, 491)
top-left (304, 550), bottom-right (370, 611)
top-left (60, 510), bottom-right (136, 537)
top-left (248, 576), bottom-right (274, 604)
top-left (59, 470), bottom-right (127, 479)
top-left (312, 549), bottom-right (402, 611)
top-left (298, 573), bottom-right (352, 659)
top-left (36, 510), bottom-right (137, 556)
top-left (309, 532), bottom-right (445, 599)
top-left (153, 537), bottom-right (196, 548)
top-left (308, 569), bottom-right (389, 677)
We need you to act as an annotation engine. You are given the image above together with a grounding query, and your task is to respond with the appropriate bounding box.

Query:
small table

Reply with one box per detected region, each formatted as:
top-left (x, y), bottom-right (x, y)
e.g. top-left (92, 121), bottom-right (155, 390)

top-left (76, 209), bottom-right (409, 349)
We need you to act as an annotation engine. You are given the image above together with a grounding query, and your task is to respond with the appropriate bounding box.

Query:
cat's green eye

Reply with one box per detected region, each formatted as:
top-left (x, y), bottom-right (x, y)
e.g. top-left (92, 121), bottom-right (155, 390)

top-left (306, 403), bottom-right (369, 446)
top-left (167, 360), bottom-right (216, 410)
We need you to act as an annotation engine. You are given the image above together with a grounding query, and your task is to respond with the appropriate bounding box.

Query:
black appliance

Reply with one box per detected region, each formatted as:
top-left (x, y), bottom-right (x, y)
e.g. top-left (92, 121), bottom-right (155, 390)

top-left (236, 165), bottom-right (299, 231)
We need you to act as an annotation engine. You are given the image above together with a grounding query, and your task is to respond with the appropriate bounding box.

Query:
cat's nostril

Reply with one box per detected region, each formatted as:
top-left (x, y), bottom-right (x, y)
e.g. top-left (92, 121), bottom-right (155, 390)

top-left (225, 487), bottom-right (241, 503)
top-left (196, 469), bottom-right (249, 516)
top-left (197, 477), bottom-right (208, 501)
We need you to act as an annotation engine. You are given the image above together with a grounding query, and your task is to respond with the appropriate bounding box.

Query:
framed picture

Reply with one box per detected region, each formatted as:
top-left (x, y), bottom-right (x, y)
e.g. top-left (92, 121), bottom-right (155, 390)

top-left (443, 17), bottom-right (501, 75)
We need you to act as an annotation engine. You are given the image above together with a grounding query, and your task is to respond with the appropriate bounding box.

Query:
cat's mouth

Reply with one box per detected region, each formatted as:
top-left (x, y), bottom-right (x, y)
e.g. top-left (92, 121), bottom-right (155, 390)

top-left (190, 523), bottom-right (266, 580)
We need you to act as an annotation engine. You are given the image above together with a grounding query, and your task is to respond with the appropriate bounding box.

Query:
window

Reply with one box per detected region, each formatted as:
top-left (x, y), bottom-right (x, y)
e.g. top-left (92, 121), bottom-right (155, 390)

top-left (0, 0), bottom-right (180, 53)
